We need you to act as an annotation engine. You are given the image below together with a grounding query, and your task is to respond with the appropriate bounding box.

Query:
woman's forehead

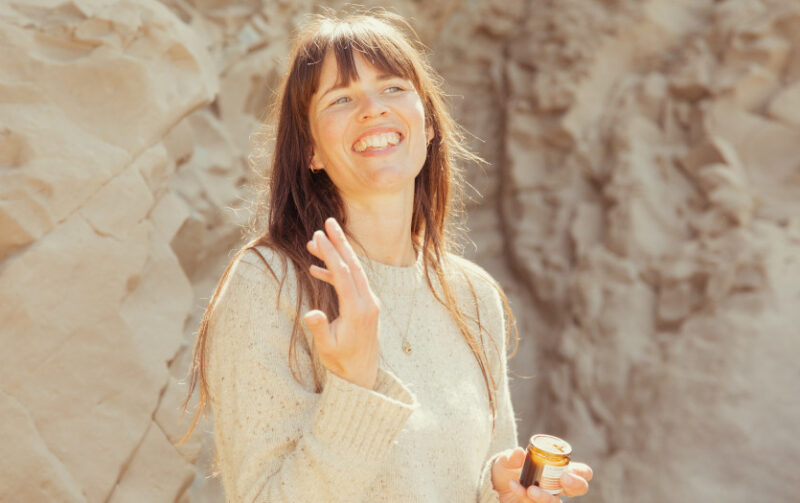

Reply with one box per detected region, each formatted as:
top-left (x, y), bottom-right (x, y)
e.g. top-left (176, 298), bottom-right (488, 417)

top-left (315, 50), bottom-right (409, 93)
top-left (319, 51), bottom-right (379, 84)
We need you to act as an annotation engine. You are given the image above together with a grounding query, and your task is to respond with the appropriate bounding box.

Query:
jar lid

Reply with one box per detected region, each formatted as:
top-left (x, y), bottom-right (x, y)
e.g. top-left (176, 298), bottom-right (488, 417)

top-left (530, 434), bottom-right (572, 457)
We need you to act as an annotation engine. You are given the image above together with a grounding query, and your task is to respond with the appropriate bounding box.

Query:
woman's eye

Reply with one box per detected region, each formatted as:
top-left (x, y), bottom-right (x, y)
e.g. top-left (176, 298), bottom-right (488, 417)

top-left (329, 86), bottom-right (403, 106)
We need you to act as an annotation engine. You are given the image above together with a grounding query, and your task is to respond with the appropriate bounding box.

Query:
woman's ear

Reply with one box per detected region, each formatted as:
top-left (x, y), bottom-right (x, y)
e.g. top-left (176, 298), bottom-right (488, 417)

top-left (310, 149), bottom-right (324, 172)
top-left (426, 124), bottom-right (434, 144)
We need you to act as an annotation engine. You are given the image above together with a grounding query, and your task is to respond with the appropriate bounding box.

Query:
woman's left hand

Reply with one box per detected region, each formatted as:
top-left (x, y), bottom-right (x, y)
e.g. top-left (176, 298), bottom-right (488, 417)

top-left (491, 447), bottom-right (593, 502)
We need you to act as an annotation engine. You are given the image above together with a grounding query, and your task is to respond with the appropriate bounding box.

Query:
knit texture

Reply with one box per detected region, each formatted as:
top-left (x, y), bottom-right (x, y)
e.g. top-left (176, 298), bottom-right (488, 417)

top-left (206, 245), bottom-right (518, 503)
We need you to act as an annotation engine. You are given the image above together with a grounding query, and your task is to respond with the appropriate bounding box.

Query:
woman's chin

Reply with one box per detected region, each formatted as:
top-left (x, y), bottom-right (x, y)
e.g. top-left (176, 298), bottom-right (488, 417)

top-left (355, 166), bottom-right (418, 191)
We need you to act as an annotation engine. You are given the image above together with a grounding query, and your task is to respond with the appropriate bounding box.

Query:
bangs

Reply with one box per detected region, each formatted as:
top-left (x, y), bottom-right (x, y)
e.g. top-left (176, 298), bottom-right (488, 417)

top-left (330, 24), bottom-right (418, 87)
top-left (302, 19), bottom-right (421, 96)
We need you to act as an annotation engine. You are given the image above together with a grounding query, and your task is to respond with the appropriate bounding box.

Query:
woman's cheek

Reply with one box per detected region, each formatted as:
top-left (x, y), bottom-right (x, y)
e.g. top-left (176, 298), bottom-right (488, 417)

top-left (319, 114), bottom-right (346, 147)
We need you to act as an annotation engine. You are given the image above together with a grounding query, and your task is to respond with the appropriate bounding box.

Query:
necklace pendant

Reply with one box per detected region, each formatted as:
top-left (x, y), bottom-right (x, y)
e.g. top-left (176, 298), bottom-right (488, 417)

top-left (402, 340), bottom-right (412, 355)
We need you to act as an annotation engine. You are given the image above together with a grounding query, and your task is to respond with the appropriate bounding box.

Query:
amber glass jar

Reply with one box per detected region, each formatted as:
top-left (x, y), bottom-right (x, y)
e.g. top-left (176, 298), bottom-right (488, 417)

top-left (518, 434), bottom-right (572, 495)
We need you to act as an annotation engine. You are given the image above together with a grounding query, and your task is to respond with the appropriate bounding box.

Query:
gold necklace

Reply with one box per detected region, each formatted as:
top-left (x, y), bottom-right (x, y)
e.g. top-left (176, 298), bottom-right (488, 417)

top-left (375, 276), bottom-right (419, 355)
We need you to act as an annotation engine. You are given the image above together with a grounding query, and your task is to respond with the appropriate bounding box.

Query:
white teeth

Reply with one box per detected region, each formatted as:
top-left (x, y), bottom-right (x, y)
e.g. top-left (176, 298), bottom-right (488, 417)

top-left (353, 132), bottom-right (401, 152)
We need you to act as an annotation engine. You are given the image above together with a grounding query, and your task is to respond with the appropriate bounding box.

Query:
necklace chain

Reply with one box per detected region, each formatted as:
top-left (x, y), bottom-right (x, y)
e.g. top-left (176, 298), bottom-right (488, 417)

top-left (373, 272), bottom-right (419, 356)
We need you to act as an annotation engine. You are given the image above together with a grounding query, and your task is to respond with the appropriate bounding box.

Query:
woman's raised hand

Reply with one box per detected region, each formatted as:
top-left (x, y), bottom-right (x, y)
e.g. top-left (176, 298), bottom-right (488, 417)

top-left (303, 217), bottom-right (382, 390)
top-left (492, 447), bottom-right (593, 503)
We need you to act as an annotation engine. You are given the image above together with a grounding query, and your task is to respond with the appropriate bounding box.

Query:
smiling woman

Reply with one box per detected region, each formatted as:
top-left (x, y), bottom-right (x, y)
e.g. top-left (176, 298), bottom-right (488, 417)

top-left (308, 51), bottom-right (433, 196)
top-left (178, 7), bottom-right (591, 503)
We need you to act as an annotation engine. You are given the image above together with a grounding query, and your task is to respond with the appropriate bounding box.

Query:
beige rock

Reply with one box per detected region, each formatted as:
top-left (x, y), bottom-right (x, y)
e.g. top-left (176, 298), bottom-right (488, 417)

top-left (0, 0), bottom-right (215, 501)
top-left (107, 423), bottom-right (195, 503)
top-left (154, 375), bottom-right (204, 463)
top-left (477, 1), bottom-right (800, 501)
top-left (0, 0), bottom-right (216, 260)
top-left (0, 391), bottom-right (86, 502)
top-left (3, 0), bottom-right (800, 502)
top-left (767, 80), bottom-right (800, 127)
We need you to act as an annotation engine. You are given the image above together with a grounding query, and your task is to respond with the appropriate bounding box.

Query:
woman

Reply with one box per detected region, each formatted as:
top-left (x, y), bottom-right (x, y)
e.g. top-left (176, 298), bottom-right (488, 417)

top-left (181, 9), bottom-right (593, 503)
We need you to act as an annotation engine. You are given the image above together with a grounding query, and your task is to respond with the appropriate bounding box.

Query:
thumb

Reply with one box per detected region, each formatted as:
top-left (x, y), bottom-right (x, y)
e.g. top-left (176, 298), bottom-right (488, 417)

top-left (304, 310), bottom-right (333, 352)
top-left (492, 447), bottom-right (526, 490)
top-left (495, 447), bottom-right (526, 469)
top-left (506, 446), bottom-right (526, 468)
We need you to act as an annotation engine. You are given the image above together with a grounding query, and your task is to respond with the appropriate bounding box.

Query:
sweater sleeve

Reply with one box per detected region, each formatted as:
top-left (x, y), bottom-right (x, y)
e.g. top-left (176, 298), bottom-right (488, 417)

top-left (206, 251), bottom-right (417, 503)
top-left (475, 283), bottom-right (519, 503)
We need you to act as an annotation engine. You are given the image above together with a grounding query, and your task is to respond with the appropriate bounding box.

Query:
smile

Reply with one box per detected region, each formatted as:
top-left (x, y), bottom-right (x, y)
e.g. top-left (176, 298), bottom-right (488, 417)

top-left (352, 131), bottom-right (404, 153)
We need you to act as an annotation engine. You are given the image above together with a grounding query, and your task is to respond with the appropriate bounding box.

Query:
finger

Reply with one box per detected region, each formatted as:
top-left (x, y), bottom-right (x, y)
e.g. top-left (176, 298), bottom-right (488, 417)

top-left (561, 471), bottom-right (589, 498)
top-left (494, 448), bottom-right (516, 468)
top-left (307, 233), bottom-right (344, 268)
top-left (306, 238), bottom-right (322, 260)
top-left (324, 217), bottom-right (370, 294)
top-left (309, 264), bottom-right (334, 284)
top-left (303, 310), bottom-right (334, 353)
top-left (491, 448), bottom-right (522, 483)
top-left (306, 241), bottom-right (335, 285)
top-left (506, 446), bottom-right (526, 468)
top-left (566, 462), bottom-right (593, 482)
top-left (526, 484), bottom-right (560, 503)
top-left (313, 230), bottom-right (358, 301)
top-left (508, 480), bottom-right (529, 500)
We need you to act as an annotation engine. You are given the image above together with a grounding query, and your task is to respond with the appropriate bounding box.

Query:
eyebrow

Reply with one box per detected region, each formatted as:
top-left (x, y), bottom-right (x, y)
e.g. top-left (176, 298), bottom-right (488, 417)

top-left (318, 73), bottom-right (400, 101)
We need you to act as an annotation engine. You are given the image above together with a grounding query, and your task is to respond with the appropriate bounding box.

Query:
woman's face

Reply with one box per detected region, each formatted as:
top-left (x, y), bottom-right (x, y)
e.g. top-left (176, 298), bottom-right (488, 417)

top-left (308, 51), bottom-right (433, 199)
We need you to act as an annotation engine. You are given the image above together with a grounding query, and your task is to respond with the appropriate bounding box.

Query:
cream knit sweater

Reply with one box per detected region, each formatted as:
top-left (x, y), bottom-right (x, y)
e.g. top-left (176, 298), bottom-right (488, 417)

top-left (206, 245), bottom-right (518, 503)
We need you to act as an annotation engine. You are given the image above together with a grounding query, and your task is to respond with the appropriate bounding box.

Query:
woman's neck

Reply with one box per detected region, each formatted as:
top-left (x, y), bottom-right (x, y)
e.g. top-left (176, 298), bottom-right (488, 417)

top-left (343, 191), bottom-right (416, 267)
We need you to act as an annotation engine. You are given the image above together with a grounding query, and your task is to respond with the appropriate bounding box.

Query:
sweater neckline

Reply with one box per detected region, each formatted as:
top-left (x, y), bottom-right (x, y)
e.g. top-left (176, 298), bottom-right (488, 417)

top-left (354, 249), bottom-right (424, 293)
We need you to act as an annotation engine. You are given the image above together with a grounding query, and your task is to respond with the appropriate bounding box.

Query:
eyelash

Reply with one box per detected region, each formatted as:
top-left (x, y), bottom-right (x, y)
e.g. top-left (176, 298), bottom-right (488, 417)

top-left (331, 86), bottom-right (404, 106)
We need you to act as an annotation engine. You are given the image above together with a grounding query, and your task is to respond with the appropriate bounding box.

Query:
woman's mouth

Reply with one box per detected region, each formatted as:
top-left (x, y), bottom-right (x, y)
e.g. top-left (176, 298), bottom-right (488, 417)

top-left (352, 131), bottom-right (404, 154)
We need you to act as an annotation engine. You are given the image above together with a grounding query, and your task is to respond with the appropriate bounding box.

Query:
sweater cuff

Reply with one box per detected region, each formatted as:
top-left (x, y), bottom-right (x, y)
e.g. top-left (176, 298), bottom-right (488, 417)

top-left (311, 368), bottom-right (416, 458)
top-left (373, 366), bottom-right (414, 404)
top-left (478, 452), bottom-right (502, 503)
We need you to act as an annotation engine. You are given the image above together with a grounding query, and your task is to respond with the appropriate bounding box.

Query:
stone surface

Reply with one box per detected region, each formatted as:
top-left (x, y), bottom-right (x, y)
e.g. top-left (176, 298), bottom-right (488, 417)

top-left (436, 1), bottom-right (800, 502)
top-left (1, 1), bottom-right (799, 502)
top-left (0, 1), bottom-right (216, 501)
top-left (107, 423), bottom-right (195, 503)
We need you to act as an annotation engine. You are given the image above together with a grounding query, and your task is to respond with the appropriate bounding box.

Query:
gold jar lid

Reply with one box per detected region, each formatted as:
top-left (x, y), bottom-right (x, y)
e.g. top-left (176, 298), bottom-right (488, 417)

top-left (529, 434), bottom-right (572, 459)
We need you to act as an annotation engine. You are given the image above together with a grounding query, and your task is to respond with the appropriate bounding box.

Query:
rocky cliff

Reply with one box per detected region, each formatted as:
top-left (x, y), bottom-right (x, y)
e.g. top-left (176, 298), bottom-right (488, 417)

top-left (1, 1), bottom-right (798, 501)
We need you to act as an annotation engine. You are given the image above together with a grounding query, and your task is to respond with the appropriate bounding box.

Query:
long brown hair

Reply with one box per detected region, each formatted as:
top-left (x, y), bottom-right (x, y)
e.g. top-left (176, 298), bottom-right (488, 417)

top-left (179, 8), bottom-right (519, 446)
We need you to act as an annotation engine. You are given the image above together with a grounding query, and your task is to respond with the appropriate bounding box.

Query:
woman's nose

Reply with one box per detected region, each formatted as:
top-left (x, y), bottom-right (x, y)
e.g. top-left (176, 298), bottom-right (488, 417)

top-left (358, 93), bottom-right (388, 120)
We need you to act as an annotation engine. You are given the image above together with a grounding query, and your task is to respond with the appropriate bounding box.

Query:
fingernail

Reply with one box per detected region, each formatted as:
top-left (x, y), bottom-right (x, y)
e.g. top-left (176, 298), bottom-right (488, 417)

top-left (509, 480), bottom-right (523, 495)
top-left (528, 485), bottom-right (545, 498)
top-left (562, 472), bottom-right (577, 485)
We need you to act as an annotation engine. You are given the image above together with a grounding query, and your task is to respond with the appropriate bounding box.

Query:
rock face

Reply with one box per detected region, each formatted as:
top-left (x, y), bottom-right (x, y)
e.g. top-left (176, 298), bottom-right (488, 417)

top-left (1, 1), bottom-right (798, 502)
top-left (0, 1), bottom-right (215, 501)
top-left (437, 1), bottom-right (800, 501)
